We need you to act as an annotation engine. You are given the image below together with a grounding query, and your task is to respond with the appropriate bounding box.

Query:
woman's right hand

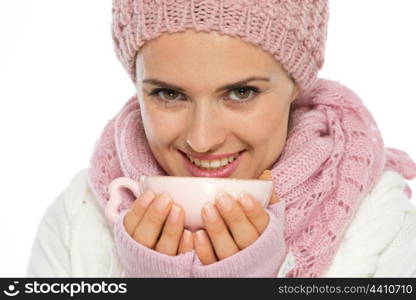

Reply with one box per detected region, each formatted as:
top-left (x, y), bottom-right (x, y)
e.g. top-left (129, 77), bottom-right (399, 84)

top-left (122, 190), bottom-right (194, 256)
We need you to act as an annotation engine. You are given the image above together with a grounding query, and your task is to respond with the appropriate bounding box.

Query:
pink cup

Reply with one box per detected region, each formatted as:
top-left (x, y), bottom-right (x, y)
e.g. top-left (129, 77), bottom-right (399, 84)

top-left (106, 175), bottom-right (273, 231)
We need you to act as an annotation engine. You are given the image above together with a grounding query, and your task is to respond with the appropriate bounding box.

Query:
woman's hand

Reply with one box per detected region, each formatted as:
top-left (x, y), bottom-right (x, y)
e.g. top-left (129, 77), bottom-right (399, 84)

top-left (193, 170), bottom-right (279, 265)
top-left (122, 191), bottom-right (194, 256)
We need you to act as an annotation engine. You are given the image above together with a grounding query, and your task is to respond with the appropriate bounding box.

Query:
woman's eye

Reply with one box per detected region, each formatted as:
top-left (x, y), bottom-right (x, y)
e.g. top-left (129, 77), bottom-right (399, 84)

top-left (227, 86), bottom-right (260, 103)
top-left (148, 86), bottom-right (260, 106)
top-left (156, 89), bottom-right (182, 101)
top-left (229, 87), bottom-right (253, 100)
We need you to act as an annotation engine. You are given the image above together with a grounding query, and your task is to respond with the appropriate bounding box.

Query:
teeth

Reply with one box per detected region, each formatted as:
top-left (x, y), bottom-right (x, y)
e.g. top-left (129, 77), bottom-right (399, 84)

top-left (186, 153), bottom-right (240, 170)
top-left (210, 160), bottom-right (221, 168)
top-left (201, 160), bottom-right (210, 168)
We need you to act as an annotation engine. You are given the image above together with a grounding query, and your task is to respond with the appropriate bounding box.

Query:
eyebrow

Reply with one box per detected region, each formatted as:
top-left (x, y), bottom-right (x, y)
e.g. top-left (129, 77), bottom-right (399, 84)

top-left (142, 76), bottom-right (270, 93)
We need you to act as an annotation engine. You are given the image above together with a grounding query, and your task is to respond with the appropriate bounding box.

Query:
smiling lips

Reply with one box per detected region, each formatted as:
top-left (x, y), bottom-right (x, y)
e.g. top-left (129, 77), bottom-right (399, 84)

top-left (186, 152), bottom-right (240, 170)
top-left (181, 150), bottom-right (245, 177)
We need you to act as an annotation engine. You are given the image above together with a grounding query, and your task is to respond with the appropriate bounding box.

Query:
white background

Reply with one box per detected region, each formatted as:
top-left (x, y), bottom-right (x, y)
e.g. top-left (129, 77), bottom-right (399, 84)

top-left (1, 0), bottom-right (415, 276)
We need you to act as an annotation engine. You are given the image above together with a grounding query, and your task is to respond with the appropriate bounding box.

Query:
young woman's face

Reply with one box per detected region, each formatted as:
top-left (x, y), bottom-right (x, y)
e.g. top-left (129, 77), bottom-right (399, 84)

top-left (136, 29), bottom-right (299, 179)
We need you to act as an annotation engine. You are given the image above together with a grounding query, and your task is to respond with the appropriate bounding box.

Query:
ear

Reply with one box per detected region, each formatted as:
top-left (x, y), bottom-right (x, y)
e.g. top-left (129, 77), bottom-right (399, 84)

top-left (290, 83), bottom-right (300, 103)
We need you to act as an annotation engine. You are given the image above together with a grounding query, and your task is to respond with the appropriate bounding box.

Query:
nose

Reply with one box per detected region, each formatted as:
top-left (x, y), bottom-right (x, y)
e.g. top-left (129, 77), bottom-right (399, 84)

top-left (185, 104), bottom-right (227, 153)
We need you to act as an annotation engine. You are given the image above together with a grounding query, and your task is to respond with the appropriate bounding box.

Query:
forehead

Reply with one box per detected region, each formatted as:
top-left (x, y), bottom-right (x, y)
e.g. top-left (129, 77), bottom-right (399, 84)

top-left (137, 29), bottom-right (279, 76)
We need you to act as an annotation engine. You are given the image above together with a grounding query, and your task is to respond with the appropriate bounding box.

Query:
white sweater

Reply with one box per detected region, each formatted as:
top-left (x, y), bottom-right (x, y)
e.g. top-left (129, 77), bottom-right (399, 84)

top-left (26, 169), bottom-right (416, 277)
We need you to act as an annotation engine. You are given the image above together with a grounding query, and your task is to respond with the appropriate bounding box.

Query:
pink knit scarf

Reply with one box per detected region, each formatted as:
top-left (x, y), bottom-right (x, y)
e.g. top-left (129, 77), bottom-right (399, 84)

top-left (87, 79), bottom-right (416, 277)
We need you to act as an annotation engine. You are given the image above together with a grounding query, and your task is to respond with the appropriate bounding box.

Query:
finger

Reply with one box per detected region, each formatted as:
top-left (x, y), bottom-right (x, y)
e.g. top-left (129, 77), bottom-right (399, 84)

top-left (132, 193), bottom-right (172, 249)
top-left (214, 193), bottom-right (259, 249)
top-left (155, 204), bottom-right (185, 256)
top-left (202, 202), bottom-right (239, 260)
top-left (237, 193), bottom-right (270, 234)
top-left (178, 230), bottom-right (194, 254)
top-left (194, 230), bottom-right (217, 265)
top-left (123, 190), bottom-right (155, 236)
top-left (259, 170), bottom-right (280, 205)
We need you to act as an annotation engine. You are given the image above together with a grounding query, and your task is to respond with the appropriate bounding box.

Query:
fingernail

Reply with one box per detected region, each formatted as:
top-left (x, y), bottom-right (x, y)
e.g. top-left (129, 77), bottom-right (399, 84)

top-left (259, 170), bottom-right (272, 180)
top-left (139, 190), bottom-right (155, 208)
top-left (264, 170), bottom-right (272, 179)
top-left (155, 193), bottom-right (171, 211)
top-left (182, 229), bottom-right (191, 240)
top-left (182, 230), bottom-right (192, 245)
top-left (215, 192), bottom-right (233, 211)
top-left (238, 193), bottom-right (254, 210)
top-left (195, 230), bottom-right (208, 244)
top-left (168, 204), bottom-right (181, 223)
top-left (203, 202), bottom-right (219, 222)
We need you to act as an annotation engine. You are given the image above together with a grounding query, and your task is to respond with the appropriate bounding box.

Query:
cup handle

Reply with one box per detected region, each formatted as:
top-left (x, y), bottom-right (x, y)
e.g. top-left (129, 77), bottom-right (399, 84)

top-left (105, 177), bottom-right (142, 226)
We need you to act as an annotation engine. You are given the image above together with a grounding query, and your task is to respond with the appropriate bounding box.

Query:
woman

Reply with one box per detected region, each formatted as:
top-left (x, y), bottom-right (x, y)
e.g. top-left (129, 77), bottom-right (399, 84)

top-left (27, 0), bottom-right (416, 277)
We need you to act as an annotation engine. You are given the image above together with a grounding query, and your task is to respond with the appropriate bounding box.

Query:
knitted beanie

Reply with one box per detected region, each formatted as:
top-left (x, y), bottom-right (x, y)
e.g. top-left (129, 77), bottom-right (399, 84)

top-left (111, 0), bottom-right (329, 91)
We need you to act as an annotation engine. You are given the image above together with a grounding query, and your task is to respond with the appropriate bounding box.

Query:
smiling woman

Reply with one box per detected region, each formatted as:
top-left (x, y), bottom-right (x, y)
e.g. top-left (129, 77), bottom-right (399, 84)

top-left (26, 0), bottom-right (416, 278)
top-left (135, 29), bottom-right (299, 180)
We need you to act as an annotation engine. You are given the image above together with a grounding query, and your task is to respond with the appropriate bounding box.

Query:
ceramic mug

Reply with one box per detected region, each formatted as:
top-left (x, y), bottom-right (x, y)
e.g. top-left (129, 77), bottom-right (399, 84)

top-left (106, 175), bottom-right (273, 231)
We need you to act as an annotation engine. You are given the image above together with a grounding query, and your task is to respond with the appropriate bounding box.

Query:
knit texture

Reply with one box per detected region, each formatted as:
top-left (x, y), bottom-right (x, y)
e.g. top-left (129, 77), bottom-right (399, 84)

top-left (111, 0), bottom-right (329, 91)
top-left (87, 78), bottom-right (416, 277)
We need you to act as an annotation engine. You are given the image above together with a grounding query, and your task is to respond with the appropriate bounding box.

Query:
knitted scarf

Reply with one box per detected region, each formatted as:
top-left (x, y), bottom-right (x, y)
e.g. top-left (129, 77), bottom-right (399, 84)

top-left (87, 78), bottom-right (416, 277)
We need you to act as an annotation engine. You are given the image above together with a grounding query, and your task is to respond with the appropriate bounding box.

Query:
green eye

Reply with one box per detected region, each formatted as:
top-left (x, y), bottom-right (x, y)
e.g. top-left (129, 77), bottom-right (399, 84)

top-left (148, 85), bottom-right (261, 107)
top-left (230, 87), bottom-right (255, 100)
top-left (147, 88), bottom-right (185, 107)
top-left (159, 89), bottom-right (181, 100)
top-left (227, 86), bottom-right (260, 104)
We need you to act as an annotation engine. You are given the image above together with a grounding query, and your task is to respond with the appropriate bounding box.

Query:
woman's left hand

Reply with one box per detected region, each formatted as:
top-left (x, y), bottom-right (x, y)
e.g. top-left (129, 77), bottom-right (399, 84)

top-left (193, 170), bottom-right (279, 265)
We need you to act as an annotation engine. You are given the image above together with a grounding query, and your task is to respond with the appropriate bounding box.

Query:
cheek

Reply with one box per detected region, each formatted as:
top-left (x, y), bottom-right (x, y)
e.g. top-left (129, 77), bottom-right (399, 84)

top-left (231, 99), bottom-right (290, 147)
top-left (140, 102), bottom-right (185, 148)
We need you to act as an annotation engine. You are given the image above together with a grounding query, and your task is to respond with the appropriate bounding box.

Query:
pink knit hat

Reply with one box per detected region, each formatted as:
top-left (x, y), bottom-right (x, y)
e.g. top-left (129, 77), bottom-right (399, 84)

top-left (112, 0), bottom-right (329, 91)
